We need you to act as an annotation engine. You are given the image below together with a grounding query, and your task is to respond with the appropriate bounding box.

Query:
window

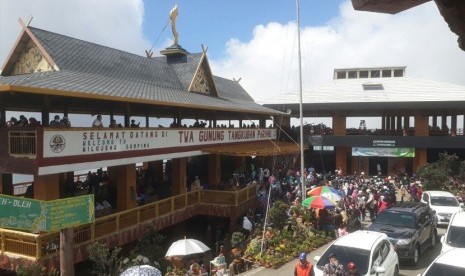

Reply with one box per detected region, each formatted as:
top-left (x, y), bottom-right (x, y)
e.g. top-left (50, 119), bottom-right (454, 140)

top-left (370, 70), bottom-right (380, 78)
top-left (380, 241), bottom-right (390, 260)
top-left (359, 71), bottom-right (369, 78)
top-left (336, 71), bottom-right (346, 79)
top-left (394, 69), bottom-right (404, 77)
top-left (363, 83), bottom-right (384, 91)
top-left (431, 196), bottom-right (459, 206)
top-left (382, 70), bottom-right (392, 77)
top-left (348, 71), bottom-right (357, 79)
top-left (446, 225), bottom-right (465, 247)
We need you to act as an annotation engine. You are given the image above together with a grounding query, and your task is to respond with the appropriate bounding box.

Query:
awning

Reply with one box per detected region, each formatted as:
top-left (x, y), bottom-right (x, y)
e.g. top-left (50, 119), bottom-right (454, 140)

top-left (202, 141), bottom-right (301, 157)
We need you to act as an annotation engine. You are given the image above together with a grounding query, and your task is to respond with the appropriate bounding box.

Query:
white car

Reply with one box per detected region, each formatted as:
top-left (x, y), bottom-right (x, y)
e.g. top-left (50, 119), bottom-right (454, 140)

top-left (420, 191), bottom-right (464, 225)
top-left (440, 211), bottom-right (465, 253)
top-left (421, 248), bottom-right (465, 275)
top-left (313, 230), bottom-right (399, 276)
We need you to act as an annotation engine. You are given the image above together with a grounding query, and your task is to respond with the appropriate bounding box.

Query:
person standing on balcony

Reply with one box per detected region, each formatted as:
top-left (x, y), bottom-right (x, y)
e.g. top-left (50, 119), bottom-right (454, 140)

top-left (92, 114), bottom-right (103, 128)
top-left (50, 115), bottom-right (60, 127)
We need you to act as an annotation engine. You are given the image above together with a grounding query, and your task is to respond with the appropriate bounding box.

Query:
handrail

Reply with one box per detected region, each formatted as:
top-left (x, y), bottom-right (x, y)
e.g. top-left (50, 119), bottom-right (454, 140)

top-left (0, 184), bottom-right (259, 261)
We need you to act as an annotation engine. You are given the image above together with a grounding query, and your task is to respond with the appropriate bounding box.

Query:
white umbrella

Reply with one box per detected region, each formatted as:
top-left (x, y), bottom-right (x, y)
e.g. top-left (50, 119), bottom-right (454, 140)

top-left (165, 238), bottom-right (210, 257)
top-left (120, 265), bottom-right (162, 276)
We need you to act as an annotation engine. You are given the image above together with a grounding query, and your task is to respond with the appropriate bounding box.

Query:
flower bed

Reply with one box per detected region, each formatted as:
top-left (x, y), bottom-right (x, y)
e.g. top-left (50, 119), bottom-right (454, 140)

top-left (243, 201), bottom-right (334, 269)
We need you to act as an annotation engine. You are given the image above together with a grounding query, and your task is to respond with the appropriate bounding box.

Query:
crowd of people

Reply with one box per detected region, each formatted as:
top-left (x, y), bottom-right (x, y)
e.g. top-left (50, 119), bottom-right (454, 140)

top-left (3, 113), bottom-right (277, 129)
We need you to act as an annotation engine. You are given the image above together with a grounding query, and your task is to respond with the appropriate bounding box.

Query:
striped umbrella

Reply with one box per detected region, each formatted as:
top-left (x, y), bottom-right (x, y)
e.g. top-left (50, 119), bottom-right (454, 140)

top-left (302, 195), bottom-right (337, 209)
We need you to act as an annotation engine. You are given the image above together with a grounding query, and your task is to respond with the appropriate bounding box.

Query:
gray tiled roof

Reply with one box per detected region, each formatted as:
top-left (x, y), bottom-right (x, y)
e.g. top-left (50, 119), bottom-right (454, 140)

top-left (0, 27), bottom-right (282, 115)
top-left (0, 68), bottom-right (277, 114)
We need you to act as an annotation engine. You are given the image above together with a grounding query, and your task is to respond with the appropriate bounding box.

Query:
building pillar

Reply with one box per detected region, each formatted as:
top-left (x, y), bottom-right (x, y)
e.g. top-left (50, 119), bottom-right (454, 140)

top-left (463, 115), bottom-right (465, 134)
top-left (414, 115), bottom-right (429, 136)
top-left (147, 160), bottom-right (164, 186)
top-left (413, 148), bottom-right (427, 172)
top-left (381, 116), bottom-right (386, 131)
top-left (441, 115), bottom-right (447, 130)
top-left (451, 115), bottom-right (457, 136)
top-left (42, 96), bottom-right (50, 127)
top-left (108, 164), bottom-right (137, 211)
top-left (0, 173), bottom-right (14, 195)
top-left (335, 147), bottom-right (349, 175)
top-left (259, 119), bottom-right (266, 128)
top-left (34, 174), bottom-right (60, 200)
top-left (208, 154), bottom-right (222, 189)
top-left (58, 172), bottom-right (74, 198)
top-left (390, 116), bottom-right (395, 130)
top-left (333, 114), bottom-right (346, 135)
top-left (432, 116), bottom-right (437, 128)
top-left (234, 156), bottom-right (246, 171)
top-left (171, 158), bottom-right (187, 195)
top-left (403, 116), bottom-right (410, 129)
top-left (0, 95), bottom-right (5, 126)
top-left (396, 116), bottom-right (402, 130)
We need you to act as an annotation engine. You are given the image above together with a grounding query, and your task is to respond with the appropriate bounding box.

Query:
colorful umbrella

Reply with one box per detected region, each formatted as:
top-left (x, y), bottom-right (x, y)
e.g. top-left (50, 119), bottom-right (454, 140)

top-left (302, 195), bottom-right (337, 209)
top-left (307, 186), bottom-right (344, 200)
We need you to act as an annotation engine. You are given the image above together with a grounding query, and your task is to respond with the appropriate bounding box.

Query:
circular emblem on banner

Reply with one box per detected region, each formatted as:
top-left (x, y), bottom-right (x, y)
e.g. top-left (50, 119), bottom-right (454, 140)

top-left (50, 134), bottom-right (66, 153)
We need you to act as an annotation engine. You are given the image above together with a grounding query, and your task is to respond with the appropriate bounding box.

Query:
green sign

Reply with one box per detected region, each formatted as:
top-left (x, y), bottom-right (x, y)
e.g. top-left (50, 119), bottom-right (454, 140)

top-left (0, 194), bottom-right (94, 233)
top-left (352, 147), bottom-right (415, 157)
top-left (0, 195), bottom-right (44, 232)
top-left (45, 195), bottom-right (95, 231)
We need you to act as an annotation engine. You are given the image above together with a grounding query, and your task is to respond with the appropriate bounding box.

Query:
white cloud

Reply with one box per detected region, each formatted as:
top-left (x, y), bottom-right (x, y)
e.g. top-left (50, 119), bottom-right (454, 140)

top-left (1, 0), bottom-right (464, 129)
top-left (210, 1), bottom-right (465, 103)
top-left (0, 0), bottom-right (151, 67)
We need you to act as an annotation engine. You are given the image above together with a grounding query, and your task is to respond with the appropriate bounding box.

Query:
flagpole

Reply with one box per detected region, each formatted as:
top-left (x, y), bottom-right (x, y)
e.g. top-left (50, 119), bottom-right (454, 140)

top-left (296, 0), bottom-right (306, 201)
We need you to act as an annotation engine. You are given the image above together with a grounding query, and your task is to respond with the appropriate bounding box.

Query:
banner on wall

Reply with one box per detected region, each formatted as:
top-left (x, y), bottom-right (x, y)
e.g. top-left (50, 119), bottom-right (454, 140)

top-left (43, 128), bottom-right (276, 158)
top-left (352, 147), bottom-right (415, 157)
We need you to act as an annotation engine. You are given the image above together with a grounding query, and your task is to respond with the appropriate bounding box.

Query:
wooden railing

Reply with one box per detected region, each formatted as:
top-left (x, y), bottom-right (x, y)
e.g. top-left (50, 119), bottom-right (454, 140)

top-left (0, 184), bottom-right (258, 262)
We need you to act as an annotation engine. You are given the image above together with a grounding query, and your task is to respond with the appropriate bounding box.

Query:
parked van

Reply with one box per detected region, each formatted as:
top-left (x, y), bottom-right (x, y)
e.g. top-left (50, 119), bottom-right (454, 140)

top-left (441, 212), bottom-right (465, 253)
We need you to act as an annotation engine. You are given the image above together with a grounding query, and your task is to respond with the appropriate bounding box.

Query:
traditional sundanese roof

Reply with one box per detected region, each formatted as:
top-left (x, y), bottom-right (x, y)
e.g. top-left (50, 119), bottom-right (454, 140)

top-left (0, 26), bottom-right (283, 116)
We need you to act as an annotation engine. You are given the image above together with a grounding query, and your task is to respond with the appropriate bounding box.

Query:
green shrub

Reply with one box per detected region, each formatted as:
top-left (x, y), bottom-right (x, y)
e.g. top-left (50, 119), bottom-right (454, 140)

top-left (267, 201), bottom-right (289, 230)
top-left (87, 242), bottom-right (123, 276)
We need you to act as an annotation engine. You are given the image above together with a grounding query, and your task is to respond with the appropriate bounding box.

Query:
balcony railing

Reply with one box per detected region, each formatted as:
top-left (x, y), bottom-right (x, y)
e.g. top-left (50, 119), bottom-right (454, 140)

top-left (8, 131), bottom-right (37, 156)
top-left (0, 184), bottom-right (258, 262)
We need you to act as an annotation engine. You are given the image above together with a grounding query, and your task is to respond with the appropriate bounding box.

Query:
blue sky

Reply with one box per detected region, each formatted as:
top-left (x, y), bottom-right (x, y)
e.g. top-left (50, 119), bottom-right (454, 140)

top-left (1, 0), bottom-right (465, 129)
top-left (142, 0), bottom-right (346, 59)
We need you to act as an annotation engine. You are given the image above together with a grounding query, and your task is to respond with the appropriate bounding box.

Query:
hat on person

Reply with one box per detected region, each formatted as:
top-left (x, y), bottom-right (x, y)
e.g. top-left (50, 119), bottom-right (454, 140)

top-left (299, 252), bottom-right (307, 260)
top-left (328, 253), bottom-right (337, 259)
top-left (347, 262), bottom-right (356, 269)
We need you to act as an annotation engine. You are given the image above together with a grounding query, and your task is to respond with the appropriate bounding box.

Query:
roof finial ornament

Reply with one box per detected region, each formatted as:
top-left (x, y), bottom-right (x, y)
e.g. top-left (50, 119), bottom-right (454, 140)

top-left (145, 49), bottom-right (153, 59)
top-left (233, 77), bottom-right (242, 83)
top-left (201, 44), bottom-right (208, 54)
top-left (169, 4), bottom-right (179, 47)
top-left (26, 16), bottom-right (34, 26)
top-left (18, 16), bottom-right (34, 29)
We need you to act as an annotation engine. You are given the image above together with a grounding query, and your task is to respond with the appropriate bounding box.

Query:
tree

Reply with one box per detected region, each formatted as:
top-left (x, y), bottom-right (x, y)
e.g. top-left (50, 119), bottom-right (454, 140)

top-left (416, 152), bottom-right (465, 191)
